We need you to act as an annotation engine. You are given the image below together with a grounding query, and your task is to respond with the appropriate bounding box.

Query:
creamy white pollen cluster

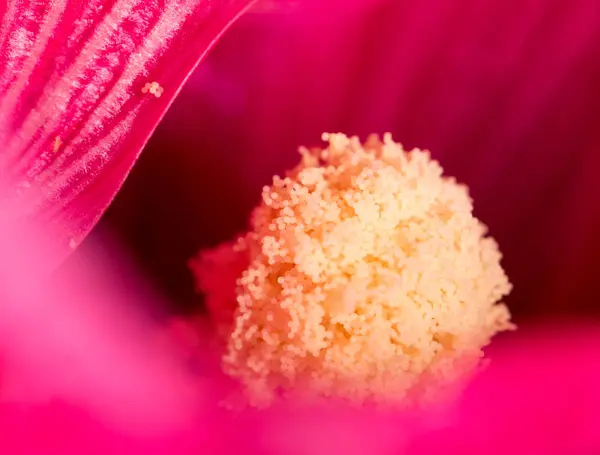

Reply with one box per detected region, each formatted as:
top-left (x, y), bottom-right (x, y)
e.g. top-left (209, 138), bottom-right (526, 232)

top-left (190, 133), bottom-right (513, 409)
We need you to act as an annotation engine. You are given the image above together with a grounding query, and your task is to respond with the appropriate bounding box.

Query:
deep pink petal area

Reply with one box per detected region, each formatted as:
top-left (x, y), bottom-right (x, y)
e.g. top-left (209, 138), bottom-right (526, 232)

top-left (0, 0), bottom-right (255, 264)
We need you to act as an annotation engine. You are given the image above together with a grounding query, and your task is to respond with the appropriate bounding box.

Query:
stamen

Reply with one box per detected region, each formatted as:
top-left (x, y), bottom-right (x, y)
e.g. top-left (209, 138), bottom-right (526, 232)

top-left (190, 133), bottom-right (514, 409)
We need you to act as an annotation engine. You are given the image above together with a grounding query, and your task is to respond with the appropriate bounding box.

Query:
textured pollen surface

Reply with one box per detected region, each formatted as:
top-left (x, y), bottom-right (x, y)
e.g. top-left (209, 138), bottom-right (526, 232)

top-left (190, 133), bottom-right (513, 408)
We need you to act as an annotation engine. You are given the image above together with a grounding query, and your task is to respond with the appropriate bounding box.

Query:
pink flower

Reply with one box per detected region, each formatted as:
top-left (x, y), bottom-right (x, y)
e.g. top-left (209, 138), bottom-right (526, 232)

top-left (1, 0), bottom-right (600, 453)
top-left (98, 0), bottom-right (599, 450)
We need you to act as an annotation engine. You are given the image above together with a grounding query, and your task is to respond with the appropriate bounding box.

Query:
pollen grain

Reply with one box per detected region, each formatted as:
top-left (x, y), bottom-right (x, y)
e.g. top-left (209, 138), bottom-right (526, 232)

top-left (141, 81), bottom-right (164, 98)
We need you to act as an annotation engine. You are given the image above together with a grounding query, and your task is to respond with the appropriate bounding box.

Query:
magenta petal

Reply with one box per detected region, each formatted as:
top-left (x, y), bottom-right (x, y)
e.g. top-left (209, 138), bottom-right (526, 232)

top-left (0, 0), bottom-right (255, 262)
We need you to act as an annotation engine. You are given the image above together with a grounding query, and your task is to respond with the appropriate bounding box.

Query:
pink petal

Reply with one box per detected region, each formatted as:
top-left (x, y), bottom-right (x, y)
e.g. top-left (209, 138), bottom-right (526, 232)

top-left (0, 0), bottom-right (256, 268)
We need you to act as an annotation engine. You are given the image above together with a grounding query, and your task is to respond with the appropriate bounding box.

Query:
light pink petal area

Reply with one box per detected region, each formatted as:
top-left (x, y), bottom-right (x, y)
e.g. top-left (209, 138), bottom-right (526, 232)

top-left (0, 213), bottom-right (196, 424)
top-left (0, 0), bottom-right (255, 265)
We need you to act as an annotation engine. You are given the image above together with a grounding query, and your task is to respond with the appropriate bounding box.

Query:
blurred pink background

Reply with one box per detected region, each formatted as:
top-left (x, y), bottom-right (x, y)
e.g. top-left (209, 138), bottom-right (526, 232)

top-left (2, 1), bottom-right (600, 452)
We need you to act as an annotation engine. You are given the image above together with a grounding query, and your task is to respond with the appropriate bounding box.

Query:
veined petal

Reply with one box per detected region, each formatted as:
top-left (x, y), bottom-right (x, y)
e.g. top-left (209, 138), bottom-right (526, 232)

top-left (0, 0), bottom-right (255, 264)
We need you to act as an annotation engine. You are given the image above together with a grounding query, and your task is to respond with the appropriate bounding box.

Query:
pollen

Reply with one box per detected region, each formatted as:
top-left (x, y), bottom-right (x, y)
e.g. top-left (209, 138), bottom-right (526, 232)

top-left (190, 133), bottom-right (514, 409)
top-left (141, 81), bottom-right (164, 98)
top-left (69, 238), bottom-right (77, 249)
top-left (53, 136), bottom-right (62, 153)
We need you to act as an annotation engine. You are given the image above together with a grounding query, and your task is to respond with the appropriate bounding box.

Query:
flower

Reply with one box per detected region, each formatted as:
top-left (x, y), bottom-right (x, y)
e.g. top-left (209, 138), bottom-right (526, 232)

top-left (0, 0), bottom-right (256, 270)
top-left (85, 0), bottom-right (598, 449)
top-left (100, 0), bottom-right (600, 319)
top-left (0, 0), bottom-right (599, 453)
top-left (190, 133), bottom-right (513, 408)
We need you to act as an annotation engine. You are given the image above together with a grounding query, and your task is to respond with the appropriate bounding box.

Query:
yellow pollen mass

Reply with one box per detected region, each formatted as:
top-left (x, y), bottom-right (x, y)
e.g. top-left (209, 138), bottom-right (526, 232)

top-left (190, 133), bottom-right (513, 409)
